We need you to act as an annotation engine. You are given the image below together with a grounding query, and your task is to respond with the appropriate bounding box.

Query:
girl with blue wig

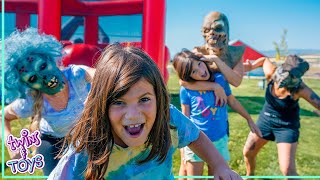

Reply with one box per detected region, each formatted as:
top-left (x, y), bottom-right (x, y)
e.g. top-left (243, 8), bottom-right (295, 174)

top-left (0, 28), bottom-right (95, 175)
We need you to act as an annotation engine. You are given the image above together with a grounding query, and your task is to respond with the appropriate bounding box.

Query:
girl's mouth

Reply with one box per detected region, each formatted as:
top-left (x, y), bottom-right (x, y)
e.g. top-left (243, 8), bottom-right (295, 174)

top-left (124, 123), bottom-right (145, 137)
top-left (201, 71), bottom-right (207, 78)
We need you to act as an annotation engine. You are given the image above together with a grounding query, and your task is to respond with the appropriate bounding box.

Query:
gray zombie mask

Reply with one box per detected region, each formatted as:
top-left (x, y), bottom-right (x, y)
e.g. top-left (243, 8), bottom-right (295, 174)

top-left (16, 54), bottom-right (65, 95)
top-left (202, 12), bottom-right (229, 55)
top-left (273, 66), bottom-right (301, 89)
top-left (273, 55), bottom-right (309, 90)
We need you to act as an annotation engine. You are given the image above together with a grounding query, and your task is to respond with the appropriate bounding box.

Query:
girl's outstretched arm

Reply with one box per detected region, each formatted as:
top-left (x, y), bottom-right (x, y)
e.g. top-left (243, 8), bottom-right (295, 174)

top-left (188, 131), bottom-right (243, 180)
top-left (227, 95), bottom-right (262, 137)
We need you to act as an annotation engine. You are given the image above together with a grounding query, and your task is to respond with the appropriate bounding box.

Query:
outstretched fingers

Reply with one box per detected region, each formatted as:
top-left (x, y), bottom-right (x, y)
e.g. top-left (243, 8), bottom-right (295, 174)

top-left (213, 169), bottom-right (243, 180)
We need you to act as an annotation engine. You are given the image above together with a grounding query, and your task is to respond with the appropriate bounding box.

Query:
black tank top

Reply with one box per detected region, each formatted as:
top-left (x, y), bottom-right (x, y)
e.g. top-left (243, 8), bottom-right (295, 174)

top-left (261, 80), bottom-right (300, 122)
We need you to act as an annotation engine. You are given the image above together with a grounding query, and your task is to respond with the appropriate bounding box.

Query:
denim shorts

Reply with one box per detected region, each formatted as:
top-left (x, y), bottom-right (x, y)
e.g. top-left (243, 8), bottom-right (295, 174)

top-left (183, 134), bottom-right (230, 162)
top-left (257, 113), bottom-right (300, 143)
top-left (36, 134), bottom-right (64, 175)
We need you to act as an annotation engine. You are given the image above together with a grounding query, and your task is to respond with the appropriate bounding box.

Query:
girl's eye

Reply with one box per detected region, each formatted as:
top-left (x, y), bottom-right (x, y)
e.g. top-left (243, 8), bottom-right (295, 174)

top-left (140, 97), bottom-right (150, 103)
top-left (112, 100), bottom-right (124, 106)
top-left (28, 75), bottom-right (37, 83)
top-left (198, 62), bottom-right (201, 66)
top-left (192, 70), bottom-right (196, 74)
top-left (40, 63), bottom-right (47, 70)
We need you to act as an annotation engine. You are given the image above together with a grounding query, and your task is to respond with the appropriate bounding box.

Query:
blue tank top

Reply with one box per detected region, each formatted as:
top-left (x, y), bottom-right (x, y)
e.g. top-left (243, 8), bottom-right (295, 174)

top-left (261, 80), bottom-right (300, 123)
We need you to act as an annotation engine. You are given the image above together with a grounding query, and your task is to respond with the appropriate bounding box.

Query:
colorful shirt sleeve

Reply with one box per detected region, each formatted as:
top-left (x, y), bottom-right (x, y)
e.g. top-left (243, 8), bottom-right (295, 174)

top-left (169, 104), bottom-right (200, 148)
top-left (214, 73), bottom-right (232, 96)
top-left (48, 146), bottom-right (88, 180)
top-left (179, 86), bottom-right (190, 105)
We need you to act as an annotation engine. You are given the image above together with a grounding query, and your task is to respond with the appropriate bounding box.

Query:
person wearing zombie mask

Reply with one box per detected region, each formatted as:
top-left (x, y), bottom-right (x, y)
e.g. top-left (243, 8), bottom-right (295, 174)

top-left (178, 12), bottom-right (246, 176)
top-left (191, 11), bottom-right (245, 88)
top-left (0, 28), bottom-right (95, 175)
top-left (242, 55), bottom-right (320, 178)
top-left (179, 11), bottom-right (245, 126)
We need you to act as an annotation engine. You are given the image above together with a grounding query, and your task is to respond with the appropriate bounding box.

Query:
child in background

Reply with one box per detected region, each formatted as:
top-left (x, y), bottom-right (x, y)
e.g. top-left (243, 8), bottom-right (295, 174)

top-left (173, 49), bottom-right (261, 177)
top-left (48, 44), bottom-right (242, 179)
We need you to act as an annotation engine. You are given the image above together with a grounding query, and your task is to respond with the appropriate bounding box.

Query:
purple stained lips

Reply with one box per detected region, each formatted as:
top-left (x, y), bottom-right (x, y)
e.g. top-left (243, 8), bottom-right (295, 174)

top-left (124, 123), bottom-right (145, 137)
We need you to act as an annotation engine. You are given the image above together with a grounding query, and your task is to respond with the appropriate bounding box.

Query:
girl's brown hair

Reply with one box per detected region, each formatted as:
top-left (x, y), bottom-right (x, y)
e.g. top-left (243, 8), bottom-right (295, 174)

top-left (172, 49), bottom-right (210, 82)
top-left (63, 44), bottom-right (171, 179)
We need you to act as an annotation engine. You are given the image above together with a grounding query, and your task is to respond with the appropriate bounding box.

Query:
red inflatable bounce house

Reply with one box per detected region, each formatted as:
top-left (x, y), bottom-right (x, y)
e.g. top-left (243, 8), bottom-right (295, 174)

top-left (3, 0), bottom-right (170, 82)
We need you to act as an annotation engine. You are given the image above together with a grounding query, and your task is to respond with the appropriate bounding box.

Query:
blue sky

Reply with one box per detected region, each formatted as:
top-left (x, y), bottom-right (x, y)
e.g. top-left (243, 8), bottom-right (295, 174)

top-left (2, 0), bottom-right (319, 57)
top-left (165, 0), bottom-right (320, 56)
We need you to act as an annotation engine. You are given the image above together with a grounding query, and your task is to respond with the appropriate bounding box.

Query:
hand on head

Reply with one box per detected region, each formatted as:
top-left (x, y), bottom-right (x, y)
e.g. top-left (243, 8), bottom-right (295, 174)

top-left (247, 120), bottom-right (262, 138)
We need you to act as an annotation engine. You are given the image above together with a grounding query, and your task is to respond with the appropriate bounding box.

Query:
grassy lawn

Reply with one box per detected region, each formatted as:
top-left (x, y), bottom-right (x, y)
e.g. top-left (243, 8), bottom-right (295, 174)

top-left (1, 69), bottom-right (319, 179)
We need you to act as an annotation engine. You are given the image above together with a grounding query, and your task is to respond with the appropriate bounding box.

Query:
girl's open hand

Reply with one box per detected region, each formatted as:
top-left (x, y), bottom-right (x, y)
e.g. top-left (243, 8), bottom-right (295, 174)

top-left (243, 59), bottom-right (253, 72)
top-left (213, 168), bottom-right (243, 180)
top-left (247, 120), bottom-right (262, 137)
top-left (212, 83), bottom-right (227, 107)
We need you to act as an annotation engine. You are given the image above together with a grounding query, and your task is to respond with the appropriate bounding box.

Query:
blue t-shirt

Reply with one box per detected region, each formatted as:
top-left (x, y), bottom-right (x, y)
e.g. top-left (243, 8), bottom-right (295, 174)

top-left (48, 105), bottom-right (200, 180)
top-left (11, 65), bottom-right (91, 138)
top-left (180, 73), bottom-right (231, 141)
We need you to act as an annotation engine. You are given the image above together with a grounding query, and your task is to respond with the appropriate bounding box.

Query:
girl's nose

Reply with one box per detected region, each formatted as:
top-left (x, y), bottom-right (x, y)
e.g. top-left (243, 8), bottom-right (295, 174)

top-left (125, 105), bottom-right (140, 121)
top-left (199, 68), bottom-right (205, 75)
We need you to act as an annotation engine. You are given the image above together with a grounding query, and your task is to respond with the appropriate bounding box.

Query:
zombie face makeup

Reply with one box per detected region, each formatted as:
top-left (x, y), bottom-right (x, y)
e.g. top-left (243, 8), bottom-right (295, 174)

top-left (16, 54), bottom-right (65, 95)
top-left (202, 12), bottom-right (229, 55)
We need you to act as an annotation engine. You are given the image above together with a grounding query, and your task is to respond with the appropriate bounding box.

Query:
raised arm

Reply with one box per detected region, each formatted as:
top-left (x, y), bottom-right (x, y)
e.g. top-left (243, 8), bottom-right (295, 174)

top-left (193, 48), bottom-right (244, 87)
top-left (227, 95), bottom-right (262, 137)
top-left (244, 57), bottom-right (268, 72)
top-left (244, 57), bottom-right (277, 81)
top-left (207, 55), bottom-right (244, 87)
top-left (188, 131), bottom-right (242, 180)
top-left (298, 82), bottom-right (320, 111)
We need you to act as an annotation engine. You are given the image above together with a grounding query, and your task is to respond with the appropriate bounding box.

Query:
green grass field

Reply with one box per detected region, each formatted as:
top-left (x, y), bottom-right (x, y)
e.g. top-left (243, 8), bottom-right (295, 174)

top-left (1, 70), bottom-right (319, 179)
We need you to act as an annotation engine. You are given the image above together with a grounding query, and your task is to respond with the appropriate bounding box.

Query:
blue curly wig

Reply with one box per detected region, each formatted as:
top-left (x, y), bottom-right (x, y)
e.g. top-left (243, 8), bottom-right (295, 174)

top-left (1, 28), bottom-right (63, 103)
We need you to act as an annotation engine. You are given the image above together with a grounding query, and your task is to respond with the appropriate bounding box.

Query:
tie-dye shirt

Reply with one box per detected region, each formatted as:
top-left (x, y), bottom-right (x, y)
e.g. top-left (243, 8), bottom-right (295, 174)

top-left (11, 65), bottom-right (91, 138)
top-left (180, 73), bottom-right (231, 141)
top-left (48, 105), bottom-right (200, 179)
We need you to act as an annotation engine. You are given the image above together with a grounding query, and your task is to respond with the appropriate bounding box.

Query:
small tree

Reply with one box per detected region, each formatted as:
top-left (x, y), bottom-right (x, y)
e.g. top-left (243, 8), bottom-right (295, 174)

top-left (273, 42), bottom-right (281, 61)
top-left (273, 29), bottom-right (288, 61)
